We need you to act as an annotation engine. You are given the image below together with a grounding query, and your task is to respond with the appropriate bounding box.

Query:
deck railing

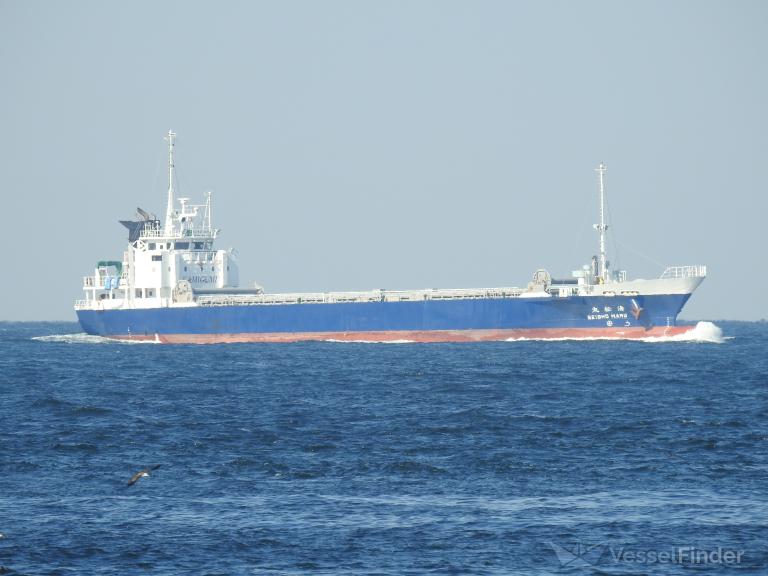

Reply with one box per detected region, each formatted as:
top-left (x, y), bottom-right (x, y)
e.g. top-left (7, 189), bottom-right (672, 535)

top-left (196, 287), bottom-right (527, 307)
top-left (660, 265), bottom-right (707, 279)
top-left (140, 227), bottom-right (214, 239)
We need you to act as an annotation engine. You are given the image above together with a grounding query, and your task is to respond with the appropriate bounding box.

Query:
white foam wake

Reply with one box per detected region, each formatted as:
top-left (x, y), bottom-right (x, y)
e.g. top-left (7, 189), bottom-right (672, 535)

top-left (640, 321), bottom-right (726, 344)
top-left (505, 322), bottom-right (726, 344)
top-left (32, 333), bottom-right (161, 345)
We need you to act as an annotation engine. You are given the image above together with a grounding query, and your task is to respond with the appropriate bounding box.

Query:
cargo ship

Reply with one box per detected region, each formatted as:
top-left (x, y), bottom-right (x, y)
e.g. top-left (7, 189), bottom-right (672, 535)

top-left (75, 131), bottom-right (706, 343)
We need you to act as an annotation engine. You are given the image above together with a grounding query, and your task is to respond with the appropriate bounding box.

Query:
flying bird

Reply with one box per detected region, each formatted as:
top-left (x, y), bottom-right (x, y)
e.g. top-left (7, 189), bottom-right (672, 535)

top-left (127, 464), bottom-right (161, 487)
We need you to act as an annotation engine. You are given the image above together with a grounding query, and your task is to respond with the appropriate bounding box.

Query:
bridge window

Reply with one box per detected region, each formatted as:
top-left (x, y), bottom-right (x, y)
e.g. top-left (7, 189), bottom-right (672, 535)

top-left (176, 242), bottom-right (189, 249)
top-left (152, 255), bottom-right (162, 262)
top-left (148, 243), bottom-right (156, 250)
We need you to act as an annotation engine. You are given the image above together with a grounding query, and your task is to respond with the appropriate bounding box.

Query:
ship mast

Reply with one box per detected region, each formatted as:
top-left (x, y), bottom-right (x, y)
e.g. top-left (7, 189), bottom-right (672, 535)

top-left (164, 129), bottom-right (177, 234)
top-left (594, 162), bottom-right (608, 283)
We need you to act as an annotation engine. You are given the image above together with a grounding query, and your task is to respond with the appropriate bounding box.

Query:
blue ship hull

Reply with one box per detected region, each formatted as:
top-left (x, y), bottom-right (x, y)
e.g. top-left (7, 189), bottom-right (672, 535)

top-left (76, 293), bottom-right (692, 342)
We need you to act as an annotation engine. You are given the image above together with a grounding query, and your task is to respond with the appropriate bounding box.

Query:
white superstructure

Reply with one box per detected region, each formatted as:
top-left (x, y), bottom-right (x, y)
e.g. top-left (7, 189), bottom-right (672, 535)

top-left (77, 130), bottom-right (241, 311)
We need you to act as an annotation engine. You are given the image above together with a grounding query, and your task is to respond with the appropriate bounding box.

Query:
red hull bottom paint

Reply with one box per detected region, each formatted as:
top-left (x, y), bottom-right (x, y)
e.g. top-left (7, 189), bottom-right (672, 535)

top-left (106, 326), bottom-right (697, 344)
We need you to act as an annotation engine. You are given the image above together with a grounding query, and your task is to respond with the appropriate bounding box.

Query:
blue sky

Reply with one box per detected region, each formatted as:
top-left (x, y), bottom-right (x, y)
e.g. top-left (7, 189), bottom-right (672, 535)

top-left (1, 0), bottom-right (766, 320)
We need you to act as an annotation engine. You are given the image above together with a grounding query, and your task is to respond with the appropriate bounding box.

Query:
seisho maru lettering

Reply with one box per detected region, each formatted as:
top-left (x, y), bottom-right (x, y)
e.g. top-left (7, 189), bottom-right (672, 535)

top-left (587, 313), bottom-right (629, 321)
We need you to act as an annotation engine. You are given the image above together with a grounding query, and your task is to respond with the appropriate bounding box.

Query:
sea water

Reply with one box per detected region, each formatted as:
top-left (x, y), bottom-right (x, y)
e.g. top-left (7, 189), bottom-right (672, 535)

top-left (0, 321), bottom-right (766, 574)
